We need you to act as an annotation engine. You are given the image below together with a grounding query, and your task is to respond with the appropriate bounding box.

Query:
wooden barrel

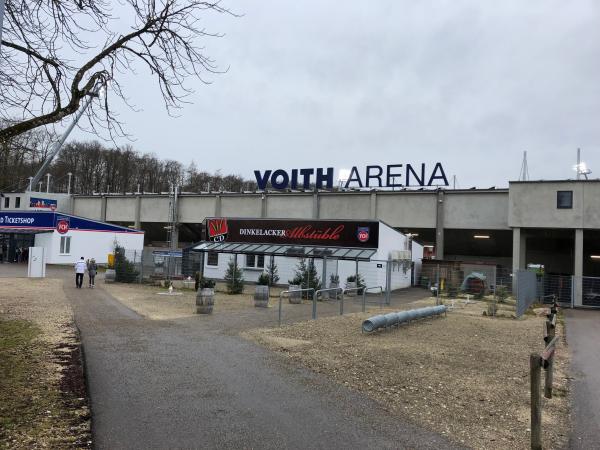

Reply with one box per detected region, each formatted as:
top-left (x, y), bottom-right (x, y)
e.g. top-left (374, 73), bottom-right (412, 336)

top-left (346, 281), bottom-right (357, 296)
top-left (254, 285), bottom-right (270, 308)
top-left (328, 283), bottom-right (339, 299)
top-left (104, 269), bottom-right (116, 283)
top-left (288, 285), bottom-right (302, 304)
top-left (196, 288), bottom-right (214, 314)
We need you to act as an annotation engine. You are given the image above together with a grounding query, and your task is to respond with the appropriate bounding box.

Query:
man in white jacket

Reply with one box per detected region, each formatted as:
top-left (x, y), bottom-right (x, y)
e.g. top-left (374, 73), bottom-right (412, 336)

top-left (74, 257), bottom-right (86, 288)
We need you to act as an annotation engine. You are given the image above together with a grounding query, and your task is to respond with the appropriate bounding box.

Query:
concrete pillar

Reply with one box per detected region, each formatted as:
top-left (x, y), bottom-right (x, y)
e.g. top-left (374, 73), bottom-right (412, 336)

top-left (312, 192), bottom-right (319, 219)
top-left (134, 195), bottom-right (141, 230)
top-left (512, 227), bottom-right (526, 273)
top-left (171, 226), bottom-right (179, 250)
top-left (512, 227), bottom-right (527, 292)
top-left (574, 228), bottom-right (583, 307)
top-left (370, 192), bottom-right (377, 219)
top-left (100, 195), bottom-right (107, 222)
top-left (214, 195), bottom-right (221, 216)
top-left (435, 190), bottom-right (444, 260)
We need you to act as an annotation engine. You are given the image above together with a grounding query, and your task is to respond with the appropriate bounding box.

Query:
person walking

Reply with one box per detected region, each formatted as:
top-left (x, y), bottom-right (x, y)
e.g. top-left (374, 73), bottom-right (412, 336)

top-left (74, 257), bottom-right (86, 288)
top-left (87, 258), bottom-right (98, 288)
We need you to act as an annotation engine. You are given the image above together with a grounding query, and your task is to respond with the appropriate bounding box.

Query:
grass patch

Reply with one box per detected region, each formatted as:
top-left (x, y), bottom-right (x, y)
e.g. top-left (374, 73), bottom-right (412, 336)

top-left (0, 319), bottom-right (89, 449)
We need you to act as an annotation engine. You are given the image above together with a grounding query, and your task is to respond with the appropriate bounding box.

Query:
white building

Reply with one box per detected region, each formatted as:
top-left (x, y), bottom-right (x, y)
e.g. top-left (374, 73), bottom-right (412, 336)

top-left (193, 218), bottom-right (422, 290)
top-left (0, 211), bottom-right (144, 265)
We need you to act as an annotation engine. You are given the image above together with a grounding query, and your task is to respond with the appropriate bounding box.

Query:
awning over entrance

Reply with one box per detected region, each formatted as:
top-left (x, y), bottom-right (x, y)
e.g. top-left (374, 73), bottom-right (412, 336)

top-left (192, 241), bottom-right (377, 261)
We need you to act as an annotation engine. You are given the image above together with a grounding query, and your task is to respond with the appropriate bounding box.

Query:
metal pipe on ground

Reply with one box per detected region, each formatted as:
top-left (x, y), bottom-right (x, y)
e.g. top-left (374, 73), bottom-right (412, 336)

top-left (362, 305), bottom-right (447, 333)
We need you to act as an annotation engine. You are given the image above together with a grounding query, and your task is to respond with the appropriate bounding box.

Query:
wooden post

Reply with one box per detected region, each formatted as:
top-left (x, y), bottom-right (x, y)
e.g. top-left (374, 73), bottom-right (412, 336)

top-left (544, 354), bottom-right (554, 399)
top-left (530, 353), bottom-right (543, 450)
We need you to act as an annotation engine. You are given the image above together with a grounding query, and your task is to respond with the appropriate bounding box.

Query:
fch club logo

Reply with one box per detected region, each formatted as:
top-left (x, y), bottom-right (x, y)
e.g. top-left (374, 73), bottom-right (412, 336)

top-left (357, 226), bottom-right (370, 243)
top-left (56, 219), bottom-right (70, 234)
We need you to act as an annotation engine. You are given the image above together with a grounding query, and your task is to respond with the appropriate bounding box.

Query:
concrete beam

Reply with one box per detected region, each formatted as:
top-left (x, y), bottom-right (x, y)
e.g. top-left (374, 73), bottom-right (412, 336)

top-left (574, 228), bottom-right (583, 307)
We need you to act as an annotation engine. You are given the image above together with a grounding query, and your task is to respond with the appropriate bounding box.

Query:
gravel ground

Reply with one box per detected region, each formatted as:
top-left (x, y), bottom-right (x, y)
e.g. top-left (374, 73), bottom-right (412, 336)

top-left (102, 283), bottom-right (255, 320)
top-left (0, 278), bottom-right (91, 448)
top-left (243, 299), bottom-right (571, 450)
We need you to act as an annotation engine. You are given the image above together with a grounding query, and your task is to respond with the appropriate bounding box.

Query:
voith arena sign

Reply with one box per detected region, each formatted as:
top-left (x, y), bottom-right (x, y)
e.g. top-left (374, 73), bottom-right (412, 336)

top-left (254, 162), bottom-right (448, 190)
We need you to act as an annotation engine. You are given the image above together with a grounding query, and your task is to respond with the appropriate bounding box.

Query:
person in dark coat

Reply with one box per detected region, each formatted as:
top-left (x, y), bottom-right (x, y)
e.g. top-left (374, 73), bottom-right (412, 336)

top-left (87, 258), bottom-right (98, 288)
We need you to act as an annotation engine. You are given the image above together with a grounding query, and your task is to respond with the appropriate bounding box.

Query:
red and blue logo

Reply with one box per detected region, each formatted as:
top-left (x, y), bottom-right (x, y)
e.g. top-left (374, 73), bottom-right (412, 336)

top-left (357, 226), bottom-right (370, 243)
top-left (56, 219), bottom-right (70, 234)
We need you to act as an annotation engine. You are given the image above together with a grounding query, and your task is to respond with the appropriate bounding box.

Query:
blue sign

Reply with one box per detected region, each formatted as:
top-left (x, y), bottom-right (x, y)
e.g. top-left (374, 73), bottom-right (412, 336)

top-left (0, 211), bottom-right (142, 234)
top-left (254, 163), bottom-right (449, 190)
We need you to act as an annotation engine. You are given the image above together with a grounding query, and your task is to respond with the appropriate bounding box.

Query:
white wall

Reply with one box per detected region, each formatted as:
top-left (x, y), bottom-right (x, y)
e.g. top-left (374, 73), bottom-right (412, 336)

top-left (35, 230), bottom-right (144, 264)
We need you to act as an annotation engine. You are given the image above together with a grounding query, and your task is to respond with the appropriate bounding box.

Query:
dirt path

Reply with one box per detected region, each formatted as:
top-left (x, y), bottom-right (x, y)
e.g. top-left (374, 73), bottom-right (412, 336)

top-left (564, 308), bottom-right (600, 449)
top-left (64, 281), bottom-right (461, 449)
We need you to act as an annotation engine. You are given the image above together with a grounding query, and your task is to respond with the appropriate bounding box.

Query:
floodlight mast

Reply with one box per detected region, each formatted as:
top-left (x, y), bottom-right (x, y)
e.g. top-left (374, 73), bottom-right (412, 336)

top-left (28, 83), bottom-right (103, 192)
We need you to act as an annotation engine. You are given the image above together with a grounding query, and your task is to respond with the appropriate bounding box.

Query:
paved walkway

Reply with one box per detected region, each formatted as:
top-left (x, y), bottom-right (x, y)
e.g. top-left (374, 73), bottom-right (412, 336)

top-left (564, 308), bottom-right (600, 449)
top-left (62, 280), bottom-right (461, 449)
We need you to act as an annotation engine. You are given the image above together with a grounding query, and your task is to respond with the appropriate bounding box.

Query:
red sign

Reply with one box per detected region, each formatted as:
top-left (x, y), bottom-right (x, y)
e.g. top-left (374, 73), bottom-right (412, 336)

top-left (56, 219), bottom-right (69, 234)
top-left (207, 218), bottom-right (229, 242)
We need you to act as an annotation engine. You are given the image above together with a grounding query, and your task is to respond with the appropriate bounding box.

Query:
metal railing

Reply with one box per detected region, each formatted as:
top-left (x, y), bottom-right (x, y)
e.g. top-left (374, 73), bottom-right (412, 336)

top-left (278, 288), bottom-right (315, 326)
top-left (360, 286), bottom-right (384, 312)
top-left (312, 287), bottom-right (344, 319)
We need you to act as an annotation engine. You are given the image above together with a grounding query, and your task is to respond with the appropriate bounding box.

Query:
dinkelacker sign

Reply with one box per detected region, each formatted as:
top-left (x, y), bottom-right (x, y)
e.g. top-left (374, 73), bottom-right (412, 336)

top-left (204, 218), bottom-right (379, 248)
top-left (254, 162), bottom-right (449, 190)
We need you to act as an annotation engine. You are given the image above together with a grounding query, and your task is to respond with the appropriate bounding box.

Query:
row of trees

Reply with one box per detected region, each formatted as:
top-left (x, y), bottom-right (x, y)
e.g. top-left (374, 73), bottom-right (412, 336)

top-left (0, 136), bottom-right (256, 194)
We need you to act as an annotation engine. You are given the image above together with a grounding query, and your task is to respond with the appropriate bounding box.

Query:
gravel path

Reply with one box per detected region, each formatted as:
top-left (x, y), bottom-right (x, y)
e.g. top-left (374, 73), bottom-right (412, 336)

top-left (63, 280), bottom-right (462, 449)
top-left (565, 308), bottom-right (600, 449)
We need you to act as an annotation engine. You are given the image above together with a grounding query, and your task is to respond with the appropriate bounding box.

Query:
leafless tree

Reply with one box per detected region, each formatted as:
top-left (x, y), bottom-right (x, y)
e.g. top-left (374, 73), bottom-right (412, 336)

top-left (0, 0), bottom-right (234, 141)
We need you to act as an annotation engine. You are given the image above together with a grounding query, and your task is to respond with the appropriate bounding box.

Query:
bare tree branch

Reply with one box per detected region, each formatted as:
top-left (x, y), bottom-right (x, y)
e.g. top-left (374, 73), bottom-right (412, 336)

top-left (0, 0), bottom-right (235, 142)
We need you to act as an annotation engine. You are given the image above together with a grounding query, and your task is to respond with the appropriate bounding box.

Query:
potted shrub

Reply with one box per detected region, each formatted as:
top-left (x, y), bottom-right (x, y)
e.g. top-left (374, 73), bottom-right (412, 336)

top-left (196, 278), bottom-right (216, 314)
top-left (346, 274), bottom-right (365, 296)
top-left (254, 273), bottom-right (270, 308)
top-left (346, 275), bottom-right (357, 296)
top-left (329, 274), bottom-right (340, 299)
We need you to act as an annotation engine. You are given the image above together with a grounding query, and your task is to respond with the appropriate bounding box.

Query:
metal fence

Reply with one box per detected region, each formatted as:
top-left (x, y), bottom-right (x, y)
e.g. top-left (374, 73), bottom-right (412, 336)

top-left (515, 270), bottom-right (537, 317)
top-left (539, 274), bottom-right (572, 305)
top-left (582, 276), bottom-right (600, 307)
top-left (419, 262), bottom-right (513, 299)
top-left (114, 249), bottom-right (143, 283)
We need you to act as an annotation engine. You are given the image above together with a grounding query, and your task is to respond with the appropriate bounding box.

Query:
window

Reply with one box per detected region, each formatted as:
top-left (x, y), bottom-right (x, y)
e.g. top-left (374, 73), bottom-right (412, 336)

top-left (59, 236), bottom-right (71, 254)
top-left (557, 191), bottom-right (573, 209)
top-left (207, 252), bottom-right (219, 266)
top-left (245, 253), bottom-right (265, 268)
top-left (3, 197), bottom-right (8, 208)
top-left (14, 197), bottom-right (20, 208)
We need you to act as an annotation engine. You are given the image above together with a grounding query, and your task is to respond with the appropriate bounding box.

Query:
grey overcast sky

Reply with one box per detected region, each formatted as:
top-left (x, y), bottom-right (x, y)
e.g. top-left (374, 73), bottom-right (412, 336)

top-left (72, 0), bottom-right (600, 188)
